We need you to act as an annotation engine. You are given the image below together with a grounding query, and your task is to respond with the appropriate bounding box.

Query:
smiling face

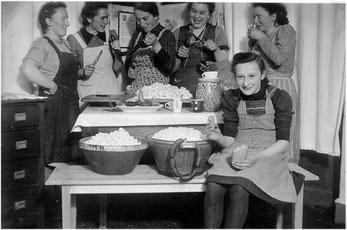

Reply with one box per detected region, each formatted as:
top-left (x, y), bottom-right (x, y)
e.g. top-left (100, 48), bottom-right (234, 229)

top-left (189, 3), bottom-right (211, 29)
top-left (253, 6), bottom-right (276, 33)
top-left (235, 61), bottom-right (265, 96)
top-left (135, 9), bottom-right (158, 32)
top-left (46, 7), bottom-right (69, 37)
top-left (88, 8), bottom-right (109, 33)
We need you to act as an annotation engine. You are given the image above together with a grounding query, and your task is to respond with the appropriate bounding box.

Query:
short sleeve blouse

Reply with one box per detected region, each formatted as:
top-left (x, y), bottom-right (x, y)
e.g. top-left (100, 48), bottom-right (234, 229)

top-left (22, 37), bottom-right (71, 80)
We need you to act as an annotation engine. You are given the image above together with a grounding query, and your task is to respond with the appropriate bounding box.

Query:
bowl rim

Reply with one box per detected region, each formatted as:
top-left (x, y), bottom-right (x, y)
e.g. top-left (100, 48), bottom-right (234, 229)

top-left (146, 133), bottom-right (210, 144)
top-left (79, 136), bottom-right (148, 151)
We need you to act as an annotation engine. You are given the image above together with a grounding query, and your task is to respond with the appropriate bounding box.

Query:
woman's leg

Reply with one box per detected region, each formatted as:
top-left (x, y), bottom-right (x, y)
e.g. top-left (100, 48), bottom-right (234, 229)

top-left (204, 182), bottom-right (227, 228)
top-left (224, 185), bottom-right (249, 228)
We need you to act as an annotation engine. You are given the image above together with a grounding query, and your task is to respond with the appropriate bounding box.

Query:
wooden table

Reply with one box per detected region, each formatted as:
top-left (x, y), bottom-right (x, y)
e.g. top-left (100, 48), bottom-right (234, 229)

top-left (45, 164), bottom-right (206, 229)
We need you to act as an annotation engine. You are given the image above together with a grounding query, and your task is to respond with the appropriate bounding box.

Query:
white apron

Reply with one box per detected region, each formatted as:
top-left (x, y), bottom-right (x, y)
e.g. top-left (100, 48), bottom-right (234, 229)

top-left (73, 32), bottom-right (124, 101)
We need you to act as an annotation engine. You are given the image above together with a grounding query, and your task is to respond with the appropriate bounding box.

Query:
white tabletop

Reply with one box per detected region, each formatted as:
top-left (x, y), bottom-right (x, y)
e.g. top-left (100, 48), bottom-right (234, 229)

top-left (72, 106), bottom-right (224, 132)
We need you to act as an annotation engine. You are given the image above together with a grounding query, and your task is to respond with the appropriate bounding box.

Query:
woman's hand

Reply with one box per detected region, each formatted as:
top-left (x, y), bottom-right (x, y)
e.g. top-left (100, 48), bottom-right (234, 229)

top-left (203, 39), bottom-right (218, 51)
top-left (247, 27), bottom-right (265, 41)
top-left (110, 39), bottom-right (121, 51)
top-left (206, 116), bottom-right (222, 141)
top-left (144, 32), bottom-right (158, 47)
top-left (83, 64), bottom-right (95, 80)
top-left (44, 82), bottom-right (58, 95)
top-left (231, 156), bottom-right (257, 170)
top-left (177, 45), bottom-right (189, 58)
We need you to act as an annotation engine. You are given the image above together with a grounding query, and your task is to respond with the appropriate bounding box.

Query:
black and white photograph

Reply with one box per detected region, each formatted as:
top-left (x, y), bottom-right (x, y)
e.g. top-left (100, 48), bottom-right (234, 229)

top-left (1, 1), bottom-right (345, 229)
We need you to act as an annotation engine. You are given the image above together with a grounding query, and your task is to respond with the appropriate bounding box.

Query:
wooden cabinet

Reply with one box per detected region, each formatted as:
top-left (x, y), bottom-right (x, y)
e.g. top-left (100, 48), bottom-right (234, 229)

top-left (1, 99), bottom-right (45, 228)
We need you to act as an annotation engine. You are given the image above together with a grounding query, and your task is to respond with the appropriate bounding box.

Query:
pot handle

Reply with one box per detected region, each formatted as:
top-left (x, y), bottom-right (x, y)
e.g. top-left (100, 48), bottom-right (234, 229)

top-left (168, 139), bottom-right (202, 181)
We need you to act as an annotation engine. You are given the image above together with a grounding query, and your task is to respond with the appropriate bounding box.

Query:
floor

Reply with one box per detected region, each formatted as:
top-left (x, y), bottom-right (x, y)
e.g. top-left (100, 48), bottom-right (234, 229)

top-left (44, 192), bottom-right (345, 229)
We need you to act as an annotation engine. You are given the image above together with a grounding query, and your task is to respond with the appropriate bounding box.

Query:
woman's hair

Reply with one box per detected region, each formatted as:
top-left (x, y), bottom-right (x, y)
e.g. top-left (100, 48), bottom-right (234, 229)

top-left (231, 52), bottom-right (265, 75)
top-left (252, 3), bottom-right (289, 25)
top-left (38, 1), bottom-right (66, 34)
top-left (81, 2), bottom-right (109, 26)
top-left (187, 2), bottom-right (215, 15)
top-left (134, 2), bottom-right (159, 17)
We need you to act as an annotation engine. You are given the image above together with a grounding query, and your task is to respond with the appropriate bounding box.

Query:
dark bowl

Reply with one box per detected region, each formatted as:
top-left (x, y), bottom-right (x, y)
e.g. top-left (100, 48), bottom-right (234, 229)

top-left (79, 137), bottom-right (148, 175)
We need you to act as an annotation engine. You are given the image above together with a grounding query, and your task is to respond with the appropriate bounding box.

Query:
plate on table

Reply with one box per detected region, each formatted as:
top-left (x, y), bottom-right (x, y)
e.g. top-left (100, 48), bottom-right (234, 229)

top-left (82, 94), bottom-right (133, 103)
top-left (151, 98), bottom-right (192, 104)
top-left (117, 104), bottom-right (164, 112)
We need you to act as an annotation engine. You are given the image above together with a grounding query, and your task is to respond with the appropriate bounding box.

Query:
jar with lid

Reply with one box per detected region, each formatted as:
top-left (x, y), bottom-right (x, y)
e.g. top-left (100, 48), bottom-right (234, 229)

top-left (196, 78), bottom-right (222, 112)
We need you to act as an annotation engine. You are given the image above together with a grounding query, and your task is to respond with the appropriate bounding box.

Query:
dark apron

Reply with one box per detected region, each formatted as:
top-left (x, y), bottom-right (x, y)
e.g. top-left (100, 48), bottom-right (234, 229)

top-left (172, 24), bottom-right (216, 96)
top-left (39, 37), bottom-right (79, 163)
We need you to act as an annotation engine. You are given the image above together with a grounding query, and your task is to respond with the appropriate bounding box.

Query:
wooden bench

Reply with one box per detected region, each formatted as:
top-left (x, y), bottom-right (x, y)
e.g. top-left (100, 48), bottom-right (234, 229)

top-left (46, 163), bottom-right (318, 229)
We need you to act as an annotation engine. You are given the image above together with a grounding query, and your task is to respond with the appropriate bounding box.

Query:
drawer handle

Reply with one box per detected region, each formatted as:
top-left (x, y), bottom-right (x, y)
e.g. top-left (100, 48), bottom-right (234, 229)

top-left (15, 140), bottom-right (27, 150)
top-left (14, 170), bottom-right (26, 180)
top-left (14, 200), bottom-right (26, 210)
top-left (14, 113), bottom-right (26, 122)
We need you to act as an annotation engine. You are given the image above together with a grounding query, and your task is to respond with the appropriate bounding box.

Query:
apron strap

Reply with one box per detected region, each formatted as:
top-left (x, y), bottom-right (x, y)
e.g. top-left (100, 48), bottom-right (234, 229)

top-left (72, 32), bottom-right (87, 49)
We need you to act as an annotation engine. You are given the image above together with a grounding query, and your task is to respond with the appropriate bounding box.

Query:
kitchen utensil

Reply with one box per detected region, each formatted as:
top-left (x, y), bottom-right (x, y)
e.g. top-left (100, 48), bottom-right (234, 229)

top-left (202, 71), bottom-right (218, 79)
top-left (93, 50), bottom-right (103, 65)
top-left (164, 98), bottom-right (182, 112)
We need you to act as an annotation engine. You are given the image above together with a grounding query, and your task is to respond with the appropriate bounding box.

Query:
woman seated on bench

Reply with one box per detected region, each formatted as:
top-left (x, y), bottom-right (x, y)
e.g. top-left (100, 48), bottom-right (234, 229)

top-left (204, 52), bottom-right (298, 228)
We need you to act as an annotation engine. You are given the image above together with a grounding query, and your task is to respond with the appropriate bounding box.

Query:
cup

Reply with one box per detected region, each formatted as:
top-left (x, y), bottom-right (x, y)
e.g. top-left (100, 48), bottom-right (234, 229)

top-left (232, 144), bottom-right (249, 161)
top-left (165, 98), bottom-right (182, 112)
top-left (202, 71), bottom-right (218, 79)
top-left (191, 98), bottom-right (204, 112)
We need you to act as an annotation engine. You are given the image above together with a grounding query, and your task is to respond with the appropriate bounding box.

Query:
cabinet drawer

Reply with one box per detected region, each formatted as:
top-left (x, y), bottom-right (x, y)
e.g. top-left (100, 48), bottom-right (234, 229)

top-left (2, 158), bottom-right (38, 191)
top-left (2, 104), bottom-right (39, 129)
top-left (1, 186), bottom-right (40, 228)
top-left (2, 129), bottom-right (40, 161)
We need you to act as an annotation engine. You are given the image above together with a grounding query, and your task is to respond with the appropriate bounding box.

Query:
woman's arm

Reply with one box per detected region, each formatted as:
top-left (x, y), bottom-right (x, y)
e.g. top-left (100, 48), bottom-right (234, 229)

top-left (211, 26), bottom-right (230, 62)
top-left (20, 59), bottom-right (57, 94)
top-left (153, 30), bottom-right (176, 75)
top-left (66, 34), bottom-right (85, 79)
top-left (256, 25), bottom-right (296, 66)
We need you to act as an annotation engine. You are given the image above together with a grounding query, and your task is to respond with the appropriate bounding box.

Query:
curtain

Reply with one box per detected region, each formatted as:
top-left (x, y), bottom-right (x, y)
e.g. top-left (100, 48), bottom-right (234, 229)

top-left (296, 4), bottom-right (345, 156)
top-left (224, 3), bottom-right (345, 156)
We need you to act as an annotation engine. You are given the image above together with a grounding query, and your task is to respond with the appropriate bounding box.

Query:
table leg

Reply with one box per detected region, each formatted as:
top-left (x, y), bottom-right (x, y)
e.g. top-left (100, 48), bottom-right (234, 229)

top-left (62, 186), bottom-right (77, 229)
top-left (99, 194), bottom-right (107, 229)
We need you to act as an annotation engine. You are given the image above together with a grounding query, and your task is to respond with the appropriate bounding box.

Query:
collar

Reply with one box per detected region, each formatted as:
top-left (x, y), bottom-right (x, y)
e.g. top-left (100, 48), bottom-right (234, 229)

top-left (81, 27), bottom-right (106, 44)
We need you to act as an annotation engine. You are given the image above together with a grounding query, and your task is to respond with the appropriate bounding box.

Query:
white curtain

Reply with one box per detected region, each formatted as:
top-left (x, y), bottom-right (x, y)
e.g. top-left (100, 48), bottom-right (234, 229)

top-left (224, 3), bottom-right (345, 156)
top-left (295, 4), bottom-right (345, 156)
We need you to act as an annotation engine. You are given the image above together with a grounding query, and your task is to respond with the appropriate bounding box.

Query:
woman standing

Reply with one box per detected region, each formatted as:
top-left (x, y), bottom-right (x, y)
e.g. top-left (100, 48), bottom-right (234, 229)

top-left (247, 3), bottom-right (299, 163)
top-left (125, 2), bottom-right (176, 95)
top-left (21, 1), bottom-right (79, 163)
top-left (172, 2), bottom-right (229, 96)
top-left (67, 2), bottom-right (125, 104)
top-left (204, 52), bottom-right (298, 228)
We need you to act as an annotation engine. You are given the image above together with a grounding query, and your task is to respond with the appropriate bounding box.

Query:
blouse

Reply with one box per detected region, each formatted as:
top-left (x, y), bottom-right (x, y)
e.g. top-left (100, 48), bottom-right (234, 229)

top-left (221, 79), bottom-right (293, 141)
top-left (22, 37), bottom-right (72, 80)
top-left (250, 24), bottom-right (296, 75)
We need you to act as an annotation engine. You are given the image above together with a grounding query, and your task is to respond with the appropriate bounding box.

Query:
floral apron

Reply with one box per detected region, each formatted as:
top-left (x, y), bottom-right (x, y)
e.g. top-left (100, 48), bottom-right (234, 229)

top-left (127, 29), bottom-right (169, 95)
top-left (73, 32), bottom-right (124, 103)
top-left (207, 88), bottom-right (297, 203)
top-left (39, 37), bottom-right (79, 163)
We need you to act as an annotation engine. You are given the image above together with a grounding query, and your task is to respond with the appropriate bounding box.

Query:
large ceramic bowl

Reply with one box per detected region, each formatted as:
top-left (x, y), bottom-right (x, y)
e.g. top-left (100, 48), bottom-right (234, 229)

top-left (79, 137), bottom-right (148, 175)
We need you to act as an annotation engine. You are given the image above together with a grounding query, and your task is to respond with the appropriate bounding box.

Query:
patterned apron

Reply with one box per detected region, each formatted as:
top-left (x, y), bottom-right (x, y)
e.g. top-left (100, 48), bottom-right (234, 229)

top-left (207, 88), bottom-right (297, 203)
top-left (39, 37), bottom-right (79, 163)
top-left (127, 29), bottom-right (169, 95)
top-left (72, 32), bottom-right (124, 103)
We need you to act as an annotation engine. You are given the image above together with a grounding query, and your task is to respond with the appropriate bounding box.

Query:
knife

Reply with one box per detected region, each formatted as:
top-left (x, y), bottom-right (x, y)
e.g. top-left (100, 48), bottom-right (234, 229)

top-left (93, 50), bottom-right (103, 65)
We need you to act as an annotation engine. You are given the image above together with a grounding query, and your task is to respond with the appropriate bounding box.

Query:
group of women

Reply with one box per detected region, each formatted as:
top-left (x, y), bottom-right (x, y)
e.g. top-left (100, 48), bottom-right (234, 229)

top-left (20, 1), bottom-right (300, 228)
